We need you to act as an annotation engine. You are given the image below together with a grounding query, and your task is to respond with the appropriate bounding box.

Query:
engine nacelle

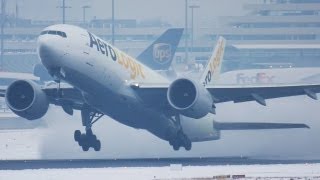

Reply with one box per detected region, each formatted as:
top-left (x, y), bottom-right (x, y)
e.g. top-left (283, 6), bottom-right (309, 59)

top-left (167, 78), bottom-right (212, 119)
top-left (5, 80), bottom-right (49, 120)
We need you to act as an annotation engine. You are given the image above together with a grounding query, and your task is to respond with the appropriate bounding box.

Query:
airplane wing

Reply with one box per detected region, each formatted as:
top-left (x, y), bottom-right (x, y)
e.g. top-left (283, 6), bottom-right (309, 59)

top-left (0, 82), bottom-right (85, 111)
top-left (206, 84), bottom-right (319, 105)
top-left (132, 83), bottom-right (320, 108)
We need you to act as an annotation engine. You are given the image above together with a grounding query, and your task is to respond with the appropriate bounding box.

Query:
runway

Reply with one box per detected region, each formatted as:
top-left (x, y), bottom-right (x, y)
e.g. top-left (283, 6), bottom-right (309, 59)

top-left (0, 158), bottom-right (320, 180)
top-left (0, 157), bottom-right (320, 170)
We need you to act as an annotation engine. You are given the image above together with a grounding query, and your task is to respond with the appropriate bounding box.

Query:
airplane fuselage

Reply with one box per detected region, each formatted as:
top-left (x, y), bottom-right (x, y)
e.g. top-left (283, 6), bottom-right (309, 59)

top-left (38, 24), bottom-right (178, 141)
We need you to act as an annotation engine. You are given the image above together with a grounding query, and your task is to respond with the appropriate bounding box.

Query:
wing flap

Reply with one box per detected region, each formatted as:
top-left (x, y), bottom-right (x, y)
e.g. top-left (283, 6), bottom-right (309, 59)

top-left (215, 122), bottom-right (310, 130)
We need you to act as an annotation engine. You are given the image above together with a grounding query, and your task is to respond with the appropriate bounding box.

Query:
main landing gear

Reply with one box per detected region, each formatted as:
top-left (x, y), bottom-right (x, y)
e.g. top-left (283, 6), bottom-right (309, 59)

top-left (169, 115), bottom-right (192, 151)
top-left (74, 106), bottom-right (103, 151)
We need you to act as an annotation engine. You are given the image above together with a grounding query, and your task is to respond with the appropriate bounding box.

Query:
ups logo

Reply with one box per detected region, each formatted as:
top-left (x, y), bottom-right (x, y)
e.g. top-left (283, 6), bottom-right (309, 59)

top-left (153, 43), bottom-right (172, 64)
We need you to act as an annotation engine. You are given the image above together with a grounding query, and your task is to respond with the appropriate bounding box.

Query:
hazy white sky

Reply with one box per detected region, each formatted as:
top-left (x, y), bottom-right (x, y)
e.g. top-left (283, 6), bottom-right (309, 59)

top-left (7, 0), bottom-right (251, 25)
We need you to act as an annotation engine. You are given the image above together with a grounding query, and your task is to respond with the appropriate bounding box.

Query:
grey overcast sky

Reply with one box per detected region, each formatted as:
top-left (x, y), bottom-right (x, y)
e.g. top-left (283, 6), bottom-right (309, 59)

top-left (7, 0), bottom-right (251, 25)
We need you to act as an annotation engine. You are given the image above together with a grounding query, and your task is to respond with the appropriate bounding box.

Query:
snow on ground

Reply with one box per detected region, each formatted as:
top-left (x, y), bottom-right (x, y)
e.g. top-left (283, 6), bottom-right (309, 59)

top-left (0, 96), bottom-right (319, 160)
top-left (0, 129), bottom-right (45, 160)
top-left (0, 163), bottom-right (320, 180)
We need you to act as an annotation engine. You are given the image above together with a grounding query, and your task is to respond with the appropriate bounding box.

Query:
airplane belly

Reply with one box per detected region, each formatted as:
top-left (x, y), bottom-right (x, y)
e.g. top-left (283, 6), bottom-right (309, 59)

top-left (84, 88), bottom-right (176, 141)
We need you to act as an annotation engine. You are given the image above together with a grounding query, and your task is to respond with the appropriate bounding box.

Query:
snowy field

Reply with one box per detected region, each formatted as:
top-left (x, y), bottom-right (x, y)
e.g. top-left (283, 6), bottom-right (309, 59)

top-left (1, 95), bottom-right (320, 160)
top-left (0, 96), bottom-right (319, 179)
top-left (0, 163), bottom-right (320, 180)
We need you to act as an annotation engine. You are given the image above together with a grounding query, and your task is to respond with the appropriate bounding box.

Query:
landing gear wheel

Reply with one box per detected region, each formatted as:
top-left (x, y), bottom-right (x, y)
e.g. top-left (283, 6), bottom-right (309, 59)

top-left (76, 131), bottom-right (101, 151)
top-left (173, 144), bottom-right (180, 151)
top-left (82, 144), bottom-right (89, 151)
top-left (170, 129), bottom-right (192, 151)
top-left (78, 134), bottom-right (86, 146)
top-left (74, 130), bottom-right (81, 142)
top-left (184, 140), bottom-right (192, 151)
top-left (93, 140), bottom-right (101, 151)
top-left (91, 135), bottom-right (97, 142)
top-left (74, 106), bottom-right (105, 152)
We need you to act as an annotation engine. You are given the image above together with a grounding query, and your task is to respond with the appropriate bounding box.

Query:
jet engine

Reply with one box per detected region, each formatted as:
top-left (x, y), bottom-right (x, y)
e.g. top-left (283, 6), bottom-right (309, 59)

top-left (5, 80), bottom-right (49, 120)
top-left (167, 78), bottom-right (212, 119)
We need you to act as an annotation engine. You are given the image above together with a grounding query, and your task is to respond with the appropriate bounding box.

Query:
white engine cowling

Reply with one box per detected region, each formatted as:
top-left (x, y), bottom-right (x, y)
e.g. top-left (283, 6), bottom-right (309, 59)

top-left (167, 78), bottom-right (212, 119)
top-left (5, 80), bottom-right (49, 120)
top-left (181, 114), bottom-right (220, 142)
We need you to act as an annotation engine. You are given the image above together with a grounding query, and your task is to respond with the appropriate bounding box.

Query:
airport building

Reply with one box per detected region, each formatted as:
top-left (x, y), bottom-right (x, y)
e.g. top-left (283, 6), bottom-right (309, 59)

top-left (216, 0), bottom-right (320, 71)
top-left (0, 0), bottom-right (320, 73)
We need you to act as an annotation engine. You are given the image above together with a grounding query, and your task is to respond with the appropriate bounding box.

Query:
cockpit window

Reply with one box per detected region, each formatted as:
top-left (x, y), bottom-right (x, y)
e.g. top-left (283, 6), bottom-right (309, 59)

top-left (48, 30), bottom-right (57, 35)
top-left (40, 30), bottom-right (67, 38)
top-left (40, 30), bottom-right (48, 35)
top-left (57, 31), bottom-right (67, 38)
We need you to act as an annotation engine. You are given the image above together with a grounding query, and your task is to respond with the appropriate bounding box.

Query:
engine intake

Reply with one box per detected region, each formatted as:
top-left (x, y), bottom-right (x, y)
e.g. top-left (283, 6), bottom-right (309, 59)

top-left (167, 78), bottom-right (212, 119)
top-left (6, 80), bottom-right (49, 120)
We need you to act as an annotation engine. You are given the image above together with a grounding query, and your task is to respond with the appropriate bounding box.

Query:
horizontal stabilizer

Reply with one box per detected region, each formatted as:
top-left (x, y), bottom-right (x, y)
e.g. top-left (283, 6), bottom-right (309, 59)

top-left (215, 122), bottom-right (310, 130)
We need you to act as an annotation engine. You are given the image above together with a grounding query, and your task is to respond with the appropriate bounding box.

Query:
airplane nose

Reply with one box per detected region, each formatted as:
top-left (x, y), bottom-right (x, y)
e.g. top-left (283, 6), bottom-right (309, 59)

top-left (37, 36), bottom-right (61, 68)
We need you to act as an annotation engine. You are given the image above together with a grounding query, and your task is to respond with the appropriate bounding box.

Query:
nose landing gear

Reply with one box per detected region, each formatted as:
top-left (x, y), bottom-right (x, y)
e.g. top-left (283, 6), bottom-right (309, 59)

top-left (74, 105), bottom-right (104, 151)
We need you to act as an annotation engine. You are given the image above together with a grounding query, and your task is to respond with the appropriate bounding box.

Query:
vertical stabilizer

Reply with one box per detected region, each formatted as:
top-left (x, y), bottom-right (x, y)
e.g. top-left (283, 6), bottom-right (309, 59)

top-left (200, 37), bottom-right (226, 86)
top-left (136, 28), bottom-right (184, 70)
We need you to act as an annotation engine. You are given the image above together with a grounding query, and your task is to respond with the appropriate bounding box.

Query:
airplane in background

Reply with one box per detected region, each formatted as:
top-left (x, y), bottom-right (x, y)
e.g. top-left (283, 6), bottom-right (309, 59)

top-left (1, 24), bottom-right (319, 152)
top-left (218, 67), bottom-right (320, 85)
top-left (144, 36), bottom-right (320, 86)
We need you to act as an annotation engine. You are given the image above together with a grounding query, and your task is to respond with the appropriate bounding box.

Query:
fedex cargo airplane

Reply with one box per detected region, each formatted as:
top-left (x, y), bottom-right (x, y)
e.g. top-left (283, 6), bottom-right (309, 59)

top-left (1, 24), bottom-right (319, 152)
top-left (218, 67), bottom-right (320, 85)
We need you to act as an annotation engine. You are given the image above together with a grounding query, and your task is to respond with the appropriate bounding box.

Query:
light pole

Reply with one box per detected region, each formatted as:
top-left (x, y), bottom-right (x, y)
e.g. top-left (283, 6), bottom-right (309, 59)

top-left (82, 5), bottom-right (90, 24)
top-left (57, 0), bottom-right (71, 24)
top-left (185, 0), bottom-right (188, 63)
top-left (111, 0), bottom-right (115, 45)
top-left (0, 0), bottom-right (6, 70)
top-left (189, 5), bottom-right (199, 55)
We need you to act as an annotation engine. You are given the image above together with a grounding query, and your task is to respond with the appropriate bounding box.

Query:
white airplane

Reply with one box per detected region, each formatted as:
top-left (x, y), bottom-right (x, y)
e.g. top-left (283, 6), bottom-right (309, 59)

top-left (1, 24), bottom-right (318, 152)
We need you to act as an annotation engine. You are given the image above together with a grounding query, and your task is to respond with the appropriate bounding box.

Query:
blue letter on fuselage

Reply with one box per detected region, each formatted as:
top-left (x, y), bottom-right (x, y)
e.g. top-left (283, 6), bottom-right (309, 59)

top-left (88, 32), bottom-right (99, 51)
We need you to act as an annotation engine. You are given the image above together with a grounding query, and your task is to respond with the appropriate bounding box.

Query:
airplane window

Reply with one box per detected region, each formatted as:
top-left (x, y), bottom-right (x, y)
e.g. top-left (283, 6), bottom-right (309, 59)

top-left (40, 31), bottom-right (48, 35)
top-left (61, 32), bottom-right (67, 38)
top-left (48, 31), bottom-right (57, 35)
top-left (58, 31), bottom-right (67, 38)
top-left (57, 31), bottom-right (63, 37)
top-left (40, 30), bottom-right (67, 38)
top-left (56, 31), bottom-right (67, 38)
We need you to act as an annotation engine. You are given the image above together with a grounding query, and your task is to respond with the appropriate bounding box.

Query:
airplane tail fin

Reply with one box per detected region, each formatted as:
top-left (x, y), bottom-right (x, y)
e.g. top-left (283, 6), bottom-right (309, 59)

top-left (136, 28), bottom-right (184, 70)
top-left (200, 36), bottom-right (226, 86)
top-left (214, 122), bottom-right (310, 130)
